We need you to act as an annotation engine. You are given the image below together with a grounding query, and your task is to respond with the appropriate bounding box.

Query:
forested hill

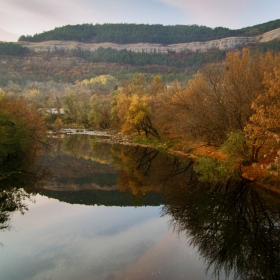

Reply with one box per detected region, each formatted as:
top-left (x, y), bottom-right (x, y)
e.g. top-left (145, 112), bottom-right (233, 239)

top-left (18, 19), bottom-right (280, 44)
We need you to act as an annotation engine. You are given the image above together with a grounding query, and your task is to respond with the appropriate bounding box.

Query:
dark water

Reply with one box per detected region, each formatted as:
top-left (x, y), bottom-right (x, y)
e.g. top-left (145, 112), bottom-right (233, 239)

top-left (1, 135), bottom-right (280, 280)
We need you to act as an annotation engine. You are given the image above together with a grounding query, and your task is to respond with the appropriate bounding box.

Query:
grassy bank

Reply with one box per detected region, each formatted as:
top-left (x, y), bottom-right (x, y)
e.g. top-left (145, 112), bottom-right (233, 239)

top-left (131, 134), bottom-right (280, 192)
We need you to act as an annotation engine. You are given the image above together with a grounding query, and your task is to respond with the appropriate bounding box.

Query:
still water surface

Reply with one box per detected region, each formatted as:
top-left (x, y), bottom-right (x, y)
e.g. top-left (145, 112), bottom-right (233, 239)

top-left (1, 135), bottom-right (280, 280)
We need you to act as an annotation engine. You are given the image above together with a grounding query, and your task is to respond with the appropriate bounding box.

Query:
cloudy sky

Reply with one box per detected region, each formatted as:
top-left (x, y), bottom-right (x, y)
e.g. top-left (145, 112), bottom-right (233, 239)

top-left (1, 0), bottom-right (279, 42)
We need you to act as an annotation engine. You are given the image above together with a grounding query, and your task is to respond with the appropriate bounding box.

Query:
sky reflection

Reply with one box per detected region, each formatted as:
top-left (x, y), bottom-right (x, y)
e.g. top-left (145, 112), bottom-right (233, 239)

top-left (0, 194), bottom-right (213, 280)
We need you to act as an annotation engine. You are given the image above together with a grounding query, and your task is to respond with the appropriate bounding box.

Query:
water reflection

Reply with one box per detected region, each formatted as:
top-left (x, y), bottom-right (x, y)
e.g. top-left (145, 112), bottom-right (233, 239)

top-left (162, 180), bottom-right (280, 280)
top-left (40, 135), bottom-right (118, 191)
top-left (3, 134), bottom-right (280, 279)
top-left (40, 135), bottom-right (280, 279)
top-left (0, 146), bottom-right (48, 232)
top-left (41, 135), bottom-right (194, 205)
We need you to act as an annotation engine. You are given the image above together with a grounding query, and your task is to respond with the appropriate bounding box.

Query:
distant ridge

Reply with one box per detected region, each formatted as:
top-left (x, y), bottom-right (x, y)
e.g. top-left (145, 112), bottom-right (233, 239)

top-left (18, 27), bottom-right (280, 54)
top-left (18, 19), bottom-right (280, 45)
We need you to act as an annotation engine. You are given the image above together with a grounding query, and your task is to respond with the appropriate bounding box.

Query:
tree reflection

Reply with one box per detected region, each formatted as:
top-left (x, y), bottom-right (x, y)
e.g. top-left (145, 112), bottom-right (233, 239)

top-left (34, 135), bottom-right (280, 278)
top-left (110, 144), bottom-right (194, 204)
top-left (0, 149), bottom-right (48, 232)
top-left (162, 180), bottom-right (280, 279)
top-left (45, 135), bottom-right (194, 201)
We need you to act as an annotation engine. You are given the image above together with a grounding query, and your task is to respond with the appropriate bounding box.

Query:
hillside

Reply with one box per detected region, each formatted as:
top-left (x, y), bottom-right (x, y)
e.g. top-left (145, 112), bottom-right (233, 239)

top-left (18, 20), bottom-right (280, 44)
top-left (2, 21), bottom-right (280, 189)
top-left (18, 27), bottom-right (280, 54)
top-left (1, 19), bottom-right (280, 88)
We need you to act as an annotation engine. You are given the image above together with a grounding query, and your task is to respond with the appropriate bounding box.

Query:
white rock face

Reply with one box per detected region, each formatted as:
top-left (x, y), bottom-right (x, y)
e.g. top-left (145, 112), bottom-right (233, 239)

top-left (17, 28), bottom-right (280, 54)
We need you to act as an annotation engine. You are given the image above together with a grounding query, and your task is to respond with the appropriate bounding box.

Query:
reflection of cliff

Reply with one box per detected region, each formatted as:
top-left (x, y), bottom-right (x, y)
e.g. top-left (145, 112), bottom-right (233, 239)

top-left (62, 135), bottom-right (113, 165)
top-left (40, 153), bottom-right (118, 189)
top-left (162, 180), bottom-right (280, 280)
top-left (39, 135), bottom-right (194, 206)
top-left (42, 135), bottom-right (194, 195)
top-left (40, 136), bottom-right (118, 191)
top-left (41, 154), bottom-right (116, 177)
top-left (39, 189), bottom-right (162, 207)
top-left (40, 154), bottom-right (118, 188)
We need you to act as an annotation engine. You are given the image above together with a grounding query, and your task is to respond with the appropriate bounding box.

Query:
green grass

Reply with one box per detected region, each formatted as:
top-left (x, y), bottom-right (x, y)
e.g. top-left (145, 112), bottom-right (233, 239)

top-left (132, 135), bottom-right (178, 151)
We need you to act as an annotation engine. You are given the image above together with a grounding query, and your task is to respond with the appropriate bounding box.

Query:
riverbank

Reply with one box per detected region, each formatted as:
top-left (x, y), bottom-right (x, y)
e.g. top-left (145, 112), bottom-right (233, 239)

top-left (123, 132), bottom-right (280, 192)
top-left (52, 128), bottom-right (280, 192)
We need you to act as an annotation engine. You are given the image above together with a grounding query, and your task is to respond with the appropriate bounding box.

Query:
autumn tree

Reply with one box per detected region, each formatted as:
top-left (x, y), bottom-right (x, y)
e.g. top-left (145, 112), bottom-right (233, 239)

top-left (245, 66), bottom-right (280, 161)
top-left (153, 81), bottom-right (187, 139)
top-left (78, 74), bottom-right (117, 95)
top-left (89, 94), bottom-right (111, 129)
top-left (53, 118), bottom-right (63, 131)
top-left (0, 96), bottom-right (47, 170)
top-left (223, 48), bottom-right (264, 130)
top-left (168, 49), bottom-right (275, 144)
top-left (123, 94), bottom-right (160, 139)
top-left (62, 89), bottom-right (91, 126)
top-left (150, 75), bottom-right (165, 96)
top-left (112, 73), bottom-right (160, 139)
top-left (177, 67), bottom-right (227, 143)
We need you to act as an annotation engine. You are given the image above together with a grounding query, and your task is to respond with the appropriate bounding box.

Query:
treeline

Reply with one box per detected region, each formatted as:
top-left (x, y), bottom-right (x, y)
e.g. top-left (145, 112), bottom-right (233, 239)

top-left (0, 42), bottom-right (27, 55)
top-left (252, 39), bottom-right (280, 53)
top-left (71, 47), bottom-right (226, 68)
top-left (18, 19), bottom-right (280, 44)
top-left (0, 51), bottom-right (190, 87)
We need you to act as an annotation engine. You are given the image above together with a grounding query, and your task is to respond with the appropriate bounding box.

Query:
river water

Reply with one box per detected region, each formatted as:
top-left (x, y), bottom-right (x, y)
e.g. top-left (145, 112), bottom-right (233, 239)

top-left (1, 135), bottom-right (280, 280)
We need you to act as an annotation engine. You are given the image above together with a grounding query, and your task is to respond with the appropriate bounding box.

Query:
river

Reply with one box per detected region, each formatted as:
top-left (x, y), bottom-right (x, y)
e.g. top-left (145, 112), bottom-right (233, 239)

top-left (1, 134), bottom-right (280, 280)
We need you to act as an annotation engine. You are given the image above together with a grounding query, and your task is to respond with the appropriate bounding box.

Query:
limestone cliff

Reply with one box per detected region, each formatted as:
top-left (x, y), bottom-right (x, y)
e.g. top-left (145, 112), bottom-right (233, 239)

top-left (18, 27), bottom-right (280, 54)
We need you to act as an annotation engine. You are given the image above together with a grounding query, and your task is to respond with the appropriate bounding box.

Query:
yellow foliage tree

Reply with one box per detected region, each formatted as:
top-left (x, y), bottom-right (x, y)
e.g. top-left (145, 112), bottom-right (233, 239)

top-left (113, 73), bottom-right (160, 139)
top-left (54, 118), bottom-right (63, 131)
top-left (122, 94), bottom-right (152, 135)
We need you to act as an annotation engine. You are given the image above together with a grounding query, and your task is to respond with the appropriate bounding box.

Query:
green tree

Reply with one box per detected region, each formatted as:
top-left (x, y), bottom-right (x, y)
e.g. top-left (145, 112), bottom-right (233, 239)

top-left (89, 95), bottom-right (111, 129)
top-left (62, 90), bottom-right (91, 126)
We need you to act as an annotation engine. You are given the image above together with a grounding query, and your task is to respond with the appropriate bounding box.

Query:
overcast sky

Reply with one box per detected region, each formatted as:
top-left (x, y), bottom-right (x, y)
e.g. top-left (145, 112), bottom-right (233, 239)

top-left (1, 0), bottom-right (279, 42)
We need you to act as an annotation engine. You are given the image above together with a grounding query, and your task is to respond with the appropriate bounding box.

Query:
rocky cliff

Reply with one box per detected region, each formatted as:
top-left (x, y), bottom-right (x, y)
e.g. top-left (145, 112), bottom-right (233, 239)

top-left (18, 27), bottom-right (280, 54)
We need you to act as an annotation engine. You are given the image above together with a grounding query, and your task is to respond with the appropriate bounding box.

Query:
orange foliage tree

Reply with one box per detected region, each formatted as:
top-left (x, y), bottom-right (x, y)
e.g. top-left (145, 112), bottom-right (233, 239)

top-left (164, 49), bottom-right (279, 146)
top-left (0, 96), bottom-right (47, 169)
top-left (245, 67), bottom-right (280, 161)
